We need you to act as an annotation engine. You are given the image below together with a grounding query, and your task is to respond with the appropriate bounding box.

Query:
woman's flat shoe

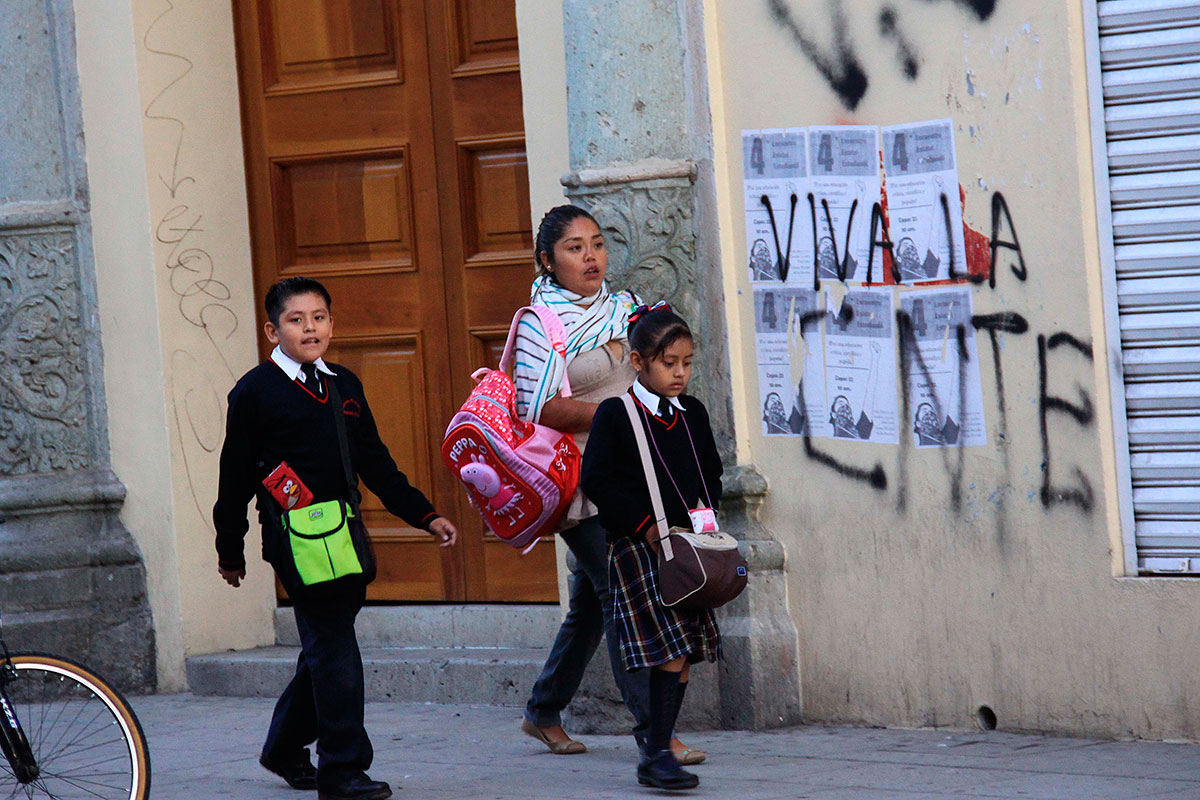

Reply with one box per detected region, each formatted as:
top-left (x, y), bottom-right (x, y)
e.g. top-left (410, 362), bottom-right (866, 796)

top-left (673, 746), bottom-right (707, 766)
top-left (521, 718), bottom-right (586, 754)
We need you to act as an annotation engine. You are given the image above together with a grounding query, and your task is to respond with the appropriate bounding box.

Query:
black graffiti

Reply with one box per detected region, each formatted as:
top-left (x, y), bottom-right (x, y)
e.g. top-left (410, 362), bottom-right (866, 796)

top-left (941, 193), bottom-right (958, 280)
top-left (978, 192), bottom-right (1027, 288)
top-left (916, 0), bottom-right (998, 21)
top-left (865, 202), bottom-right (898, 286)
top-left (972, 312), bottom-right (1029, 446)
top-left (896, 310), bottom-right (970, 511)
top-left (762, 193), bottom-right (798, 282)
top-left (878, 7), bottom-right (918, 80)
top-left (795, 308), bottom-right (888, 491)
top-left (813, 195), bottom-right (860, 286)
top-left (767, 0), bottom-right (868, 111)
top-left (768, 0), bottom-right (998, 109)
top-left (1038, 333), bottom-right (1095, 512)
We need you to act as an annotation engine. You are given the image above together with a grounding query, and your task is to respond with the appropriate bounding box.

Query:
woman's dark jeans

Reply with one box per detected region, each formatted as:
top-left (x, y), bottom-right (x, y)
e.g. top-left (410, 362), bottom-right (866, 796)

top-left (524, 516), bottom-right (649, 743)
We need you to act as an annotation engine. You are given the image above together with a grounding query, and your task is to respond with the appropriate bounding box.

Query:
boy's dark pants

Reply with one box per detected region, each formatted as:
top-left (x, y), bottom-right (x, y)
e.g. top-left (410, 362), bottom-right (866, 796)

top-left (263, 582), bottom-right (371, 788)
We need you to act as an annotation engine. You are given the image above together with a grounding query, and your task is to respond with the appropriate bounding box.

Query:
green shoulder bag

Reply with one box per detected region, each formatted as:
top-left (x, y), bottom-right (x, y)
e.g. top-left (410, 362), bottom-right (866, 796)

top-left (283, 499), bottom-right (362, 585)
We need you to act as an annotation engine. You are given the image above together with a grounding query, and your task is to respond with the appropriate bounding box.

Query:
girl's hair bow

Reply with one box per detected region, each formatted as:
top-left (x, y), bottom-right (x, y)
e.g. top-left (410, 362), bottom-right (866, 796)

top-left (628, 300), bottom-right (671, 325)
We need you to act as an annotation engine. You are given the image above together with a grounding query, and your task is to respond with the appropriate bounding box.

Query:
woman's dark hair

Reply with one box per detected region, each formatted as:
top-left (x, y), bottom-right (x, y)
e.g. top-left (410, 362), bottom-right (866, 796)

top-left (629, 307), bottom-right (693, 363)
top-left (264, 276), bottom-right (332, 326)
top-left (533, 204), bottom-right (599, 278)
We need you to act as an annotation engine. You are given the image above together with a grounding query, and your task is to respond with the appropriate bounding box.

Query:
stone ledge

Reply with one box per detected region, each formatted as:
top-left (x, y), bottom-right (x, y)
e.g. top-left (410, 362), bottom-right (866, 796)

top-left (562, 158), bottom-right (697, 190)
top-left (0, 469), bottom-right (125, 513)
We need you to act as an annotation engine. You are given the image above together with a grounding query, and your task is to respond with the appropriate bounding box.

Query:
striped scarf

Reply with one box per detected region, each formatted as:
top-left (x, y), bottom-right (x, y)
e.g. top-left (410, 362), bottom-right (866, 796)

top-left (514, 275), bottom-right (639, 422)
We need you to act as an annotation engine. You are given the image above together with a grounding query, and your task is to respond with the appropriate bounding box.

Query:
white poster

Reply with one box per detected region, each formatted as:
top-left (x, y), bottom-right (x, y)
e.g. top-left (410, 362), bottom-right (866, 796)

top-left (881, 120), bottom-right (967, 284)
top-left (742, 129), bottom-right (812, 285)
top-left (754, 288), bottom-right (827, 436)
top-left (823, 287), bottom-right (897, 443)
top-left (899, 287), bottom-right (987, 448)
top-left (808, 126), bottom-right (880, 284)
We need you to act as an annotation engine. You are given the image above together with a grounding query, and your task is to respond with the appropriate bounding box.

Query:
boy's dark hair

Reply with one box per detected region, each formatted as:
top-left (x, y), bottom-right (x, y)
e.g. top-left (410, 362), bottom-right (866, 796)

top-left (264, 276), bottom-right (332, 326)
top-left (534, 204), bottom-right (599, 278)
top-left (629, 307), bottom-right (693, 363)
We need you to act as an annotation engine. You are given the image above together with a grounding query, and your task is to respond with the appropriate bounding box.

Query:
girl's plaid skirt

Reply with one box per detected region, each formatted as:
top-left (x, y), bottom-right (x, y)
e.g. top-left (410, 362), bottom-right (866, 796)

top-left (609, 535), bottom-right (720, 671)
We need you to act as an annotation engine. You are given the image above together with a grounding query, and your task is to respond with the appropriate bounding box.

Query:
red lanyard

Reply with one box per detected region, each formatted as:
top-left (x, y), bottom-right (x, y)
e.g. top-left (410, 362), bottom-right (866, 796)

top-left (636, 400), bottom-right (714, 511)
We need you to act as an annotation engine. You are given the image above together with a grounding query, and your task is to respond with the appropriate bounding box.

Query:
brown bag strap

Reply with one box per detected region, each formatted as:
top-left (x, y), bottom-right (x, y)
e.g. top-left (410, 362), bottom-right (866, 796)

top-left (621, 393), bottom-right (673, 561)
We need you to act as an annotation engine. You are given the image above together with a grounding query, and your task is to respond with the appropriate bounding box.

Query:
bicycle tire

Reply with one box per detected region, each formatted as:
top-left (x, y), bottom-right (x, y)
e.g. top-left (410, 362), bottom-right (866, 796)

top-left (0, 652), bottom-right (150, 800)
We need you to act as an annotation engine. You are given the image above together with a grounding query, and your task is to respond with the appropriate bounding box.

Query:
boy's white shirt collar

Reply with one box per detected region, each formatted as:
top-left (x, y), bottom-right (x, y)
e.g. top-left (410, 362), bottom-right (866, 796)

top-left (270, 345), bottom-right (337, 380)
top-left (632, 377), bottom-right (684, 417)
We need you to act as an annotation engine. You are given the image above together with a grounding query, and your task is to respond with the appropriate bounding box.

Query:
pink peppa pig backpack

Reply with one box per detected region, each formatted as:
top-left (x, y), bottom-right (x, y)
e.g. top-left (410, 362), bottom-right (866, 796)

top-left (441, 306), bottom-right (580, 554)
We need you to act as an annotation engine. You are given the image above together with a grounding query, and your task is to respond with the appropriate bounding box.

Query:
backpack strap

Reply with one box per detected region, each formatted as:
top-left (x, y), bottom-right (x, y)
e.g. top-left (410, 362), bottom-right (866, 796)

top-left (621, 393), bottom-right (673, 561)
top-left (498, 305), bottom-right (573, 398)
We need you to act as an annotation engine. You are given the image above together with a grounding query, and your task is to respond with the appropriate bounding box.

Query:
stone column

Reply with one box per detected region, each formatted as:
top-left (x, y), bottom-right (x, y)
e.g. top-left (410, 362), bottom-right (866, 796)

top-left (559, 0), bottom-right (800, 730)
top-left (0, 0), bottom-right (155, 691)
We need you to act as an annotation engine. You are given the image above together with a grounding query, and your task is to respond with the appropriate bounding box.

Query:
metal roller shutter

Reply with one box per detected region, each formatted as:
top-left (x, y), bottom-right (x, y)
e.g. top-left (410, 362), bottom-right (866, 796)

top-left (1097, 0), bottom-right (1200, 572)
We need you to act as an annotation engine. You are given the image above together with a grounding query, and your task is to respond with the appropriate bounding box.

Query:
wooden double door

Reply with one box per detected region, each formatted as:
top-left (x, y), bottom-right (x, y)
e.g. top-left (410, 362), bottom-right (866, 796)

top-left (232, 0), bottom-right (557, 601)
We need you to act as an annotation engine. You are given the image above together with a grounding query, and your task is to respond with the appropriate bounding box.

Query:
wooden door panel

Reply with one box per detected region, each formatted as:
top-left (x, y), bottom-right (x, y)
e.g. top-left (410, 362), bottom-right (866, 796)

top-left (259, 0), bottom-right (403, 92)
top-left (447, 0), bottom-right (519, 74)
top-left (271, 150), bottom-right (416, 275)
top-left (457, 137), bottom-right (531, 261)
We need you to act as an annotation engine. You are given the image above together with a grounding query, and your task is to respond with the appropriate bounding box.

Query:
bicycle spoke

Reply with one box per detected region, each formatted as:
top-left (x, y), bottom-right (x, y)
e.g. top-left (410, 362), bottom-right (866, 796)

top-left (35, 768), bottom-right (129, 796)
top-left (0, 659), bottom-right (145, 800)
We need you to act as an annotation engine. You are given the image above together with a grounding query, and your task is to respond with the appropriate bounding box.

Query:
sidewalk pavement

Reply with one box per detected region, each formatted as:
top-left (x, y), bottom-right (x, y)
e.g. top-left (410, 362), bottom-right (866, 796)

top-left (135, 694), bottom-right (1200, 799)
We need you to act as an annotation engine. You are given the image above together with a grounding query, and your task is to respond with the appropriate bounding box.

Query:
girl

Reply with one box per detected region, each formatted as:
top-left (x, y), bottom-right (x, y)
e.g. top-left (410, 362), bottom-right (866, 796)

top-left (580, 305), bottom-right (722, 790)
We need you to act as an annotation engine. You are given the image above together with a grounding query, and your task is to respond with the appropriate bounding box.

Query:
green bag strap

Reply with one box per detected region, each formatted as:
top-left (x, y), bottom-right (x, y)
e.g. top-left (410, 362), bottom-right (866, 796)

top-left (326, 377), bottom-right (361, 514)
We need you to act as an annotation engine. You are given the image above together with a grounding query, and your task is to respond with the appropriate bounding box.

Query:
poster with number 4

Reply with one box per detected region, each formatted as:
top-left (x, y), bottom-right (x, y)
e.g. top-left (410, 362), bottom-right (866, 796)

top-left (742, 129), bottom-right (811, 285)
top-left (882, 120), bottom-right (967, 284)
top-left (808, 126), bottom-right (880, 284)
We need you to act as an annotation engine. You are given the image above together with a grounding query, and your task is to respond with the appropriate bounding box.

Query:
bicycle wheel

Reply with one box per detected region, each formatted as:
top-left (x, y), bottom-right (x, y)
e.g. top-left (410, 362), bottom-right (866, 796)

top-left (0, 653), bottom-right (150, 800)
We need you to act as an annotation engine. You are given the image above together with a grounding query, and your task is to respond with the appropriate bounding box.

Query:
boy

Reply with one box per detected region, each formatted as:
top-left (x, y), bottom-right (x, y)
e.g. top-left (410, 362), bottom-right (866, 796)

top-left (214, 276), bottom-right (458, 800)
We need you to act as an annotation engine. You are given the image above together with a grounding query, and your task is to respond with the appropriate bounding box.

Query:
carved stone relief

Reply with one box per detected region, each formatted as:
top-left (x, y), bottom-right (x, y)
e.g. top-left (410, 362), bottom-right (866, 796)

top-left (0, 227), bottom-right (91, 476)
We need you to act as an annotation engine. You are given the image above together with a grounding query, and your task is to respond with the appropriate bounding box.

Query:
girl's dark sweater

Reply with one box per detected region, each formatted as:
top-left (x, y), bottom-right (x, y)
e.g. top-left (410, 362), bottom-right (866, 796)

top-left (580, 390), bottom-right (723, 541)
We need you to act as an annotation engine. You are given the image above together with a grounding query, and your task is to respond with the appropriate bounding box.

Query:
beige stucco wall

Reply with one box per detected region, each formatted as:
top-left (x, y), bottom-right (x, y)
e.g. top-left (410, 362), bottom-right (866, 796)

top-left (77, 0), bottom-right (273, 689)
top-left (515, 0), bottom-right (575, 608)
top-left (705, 0), bottom-right (1200, 739)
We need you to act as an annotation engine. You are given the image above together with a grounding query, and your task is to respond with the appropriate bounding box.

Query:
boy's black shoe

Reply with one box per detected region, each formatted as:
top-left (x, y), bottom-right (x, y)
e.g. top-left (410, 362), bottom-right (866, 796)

top-left (637, 749), bottom-right (699, 790)
top-left (260, 749), bottom-right (318, 790)
top-left (317, 775), bottom-right (392, 800)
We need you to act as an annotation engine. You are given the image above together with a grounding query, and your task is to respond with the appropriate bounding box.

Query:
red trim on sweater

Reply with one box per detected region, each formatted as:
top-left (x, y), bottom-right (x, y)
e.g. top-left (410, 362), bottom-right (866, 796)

top-left (294, 376), bottom-right (330, 403)
top-left (629, 390), bottom-right (679, 430)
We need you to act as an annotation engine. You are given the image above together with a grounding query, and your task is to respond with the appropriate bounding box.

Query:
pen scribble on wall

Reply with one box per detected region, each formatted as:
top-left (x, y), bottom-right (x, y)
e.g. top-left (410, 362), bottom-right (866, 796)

top-left (143, 0), bottom-right (240, 527)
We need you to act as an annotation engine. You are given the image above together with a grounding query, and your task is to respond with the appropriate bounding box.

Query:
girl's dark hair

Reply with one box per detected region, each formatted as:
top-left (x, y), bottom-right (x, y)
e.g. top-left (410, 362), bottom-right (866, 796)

top-left (264, 276), bottom-right (332, 325)
top-left (533, 204), bottom-right (599, 278)
top-left (629, 307), bottom-right (693, 362)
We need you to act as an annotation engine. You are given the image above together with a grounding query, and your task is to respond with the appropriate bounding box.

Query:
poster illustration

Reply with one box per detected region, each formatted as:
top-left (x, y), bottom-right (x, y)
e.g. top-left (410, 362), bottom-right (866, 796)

top-left (808, 126), bottom-right (881, 284)
top-left (823, 287), bottom-right (897, 443)
top-left (881, 120), bottom-right (967, 284)
top-left (754, 288), bottom-right (826, 437)
top-left (742, 129), bottom-right (811, 285)
top-left (899, 287), bottom-right (987, 448)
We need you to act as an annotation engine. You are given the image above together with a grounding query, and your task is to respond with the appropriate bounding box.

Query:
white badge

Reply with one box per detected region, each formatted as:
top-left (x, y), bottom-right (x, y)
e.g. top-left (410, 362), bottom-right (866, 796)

top-left (688, 507), bottom-right (719, 533)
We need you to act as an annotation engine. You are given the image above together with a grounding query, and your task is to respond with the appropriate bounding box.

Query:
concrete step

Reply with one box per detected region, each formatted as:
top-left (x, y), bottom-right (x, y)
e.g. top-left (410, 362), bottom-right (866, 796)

top-left (186, 604), bottom-right (718, 732)
top-left (273, 604), bottom-right (561, 649)
top-left (186, 645), bottom-right (547, 706)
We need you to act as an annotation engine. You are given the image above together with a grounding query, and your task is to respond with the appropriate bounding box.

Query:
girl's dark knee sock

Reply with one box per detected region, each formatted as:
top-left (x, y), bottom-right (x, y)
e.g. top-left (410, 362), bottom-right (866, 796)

top-left (648, 669), bottom-right (682, 753)
top-left (670, 678), bottom-right (688, 738)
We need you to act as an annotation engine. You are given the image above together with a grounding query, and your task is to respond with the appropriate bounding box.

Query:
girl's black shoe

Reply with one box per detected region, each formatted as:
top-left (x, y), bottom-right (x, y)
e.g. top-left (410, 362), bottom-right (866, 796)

top-left (637, 749), bottom-right (699, 790)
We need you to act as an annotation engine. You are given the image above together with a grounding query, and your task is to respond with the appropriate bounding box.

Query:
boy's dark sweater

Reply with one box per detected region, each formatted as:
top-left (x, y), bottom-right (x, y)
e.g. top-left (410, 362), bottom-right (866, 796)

top-left (213, 360), bottom-right (438, 570)
top-left (580, 391), bottom-right (723, 541)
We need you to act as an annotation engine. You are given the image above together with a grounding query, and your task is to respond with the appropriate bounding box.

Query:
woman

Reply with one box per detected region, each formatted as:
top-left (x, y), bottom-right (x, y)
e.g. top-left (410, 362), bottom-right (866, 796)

top-left (516, 205), bottom-right (704, 766)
